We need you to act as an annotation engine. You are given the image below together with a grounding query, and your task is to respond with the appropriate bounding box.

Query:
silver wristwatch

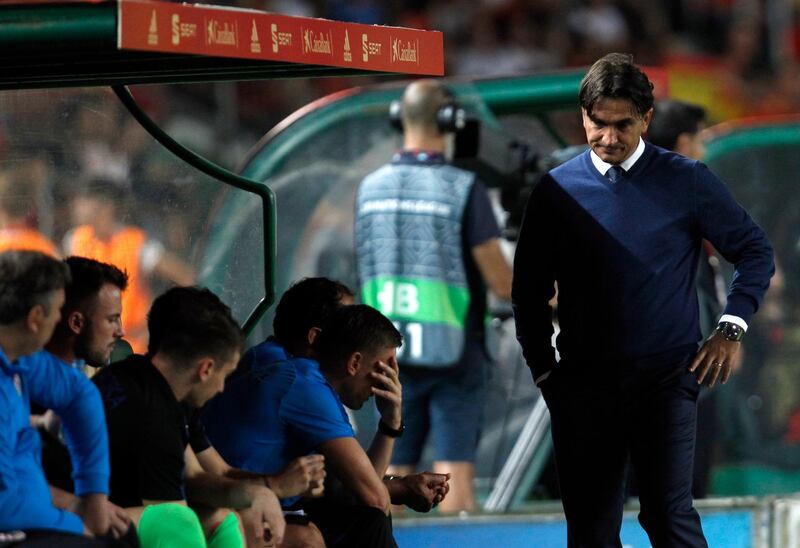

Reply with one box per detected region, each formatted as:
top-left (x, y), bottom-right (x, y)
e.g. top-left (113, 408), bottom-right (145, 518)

top-left (716, 321), bottom-right (744, 342)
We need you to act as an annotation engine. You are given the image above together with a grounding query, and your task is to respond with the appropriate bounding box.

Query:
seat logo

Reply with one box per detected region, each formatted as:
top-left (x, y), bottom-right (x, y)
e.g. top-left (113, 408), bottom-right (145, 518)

top-left (271, 23), bottom-right (292, 53)
top-left (362, 33), bottom-right (381, 62)
top-left (171, 14), bottom-right (197, 46)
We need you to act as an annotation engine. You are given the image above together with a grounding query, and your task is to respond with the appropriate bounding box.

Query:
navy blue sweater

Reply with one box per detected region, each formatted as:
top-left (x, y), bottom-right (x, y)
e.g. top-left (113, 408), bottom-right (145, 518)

top-left (512, 143), bottom-right (774, 379)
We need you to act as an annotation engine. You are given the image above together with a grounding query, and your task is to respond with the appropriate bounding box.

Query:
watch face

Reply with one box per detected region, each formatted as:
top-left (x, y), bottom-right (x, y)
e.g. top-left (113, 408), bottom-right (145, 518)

top-left (720, 322), bottom-right (743, 341)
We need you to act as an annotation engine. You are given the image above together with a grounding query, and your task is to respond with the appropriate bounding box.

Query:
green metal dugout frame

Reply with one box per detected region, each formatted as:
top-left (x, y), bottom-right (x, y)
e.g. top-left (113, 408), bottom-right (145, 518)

top-left (704, 118), bottom-right (800, 162)
top-left (239, 70), bottom-right (586, 183)
top-left (112, 85), bottom-right (277, 335)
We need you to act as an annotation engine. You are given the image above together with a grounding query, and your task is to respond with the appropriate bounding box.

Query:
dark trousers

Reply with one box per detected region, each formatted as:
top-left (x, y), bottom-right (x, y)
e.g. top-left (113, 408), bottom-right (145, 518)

top-left (692, 390), bottom-right (717, 499)
top-left (541, 352), bottom-right (707, 548)
top-left (302, 499), bottom-right (397, 548)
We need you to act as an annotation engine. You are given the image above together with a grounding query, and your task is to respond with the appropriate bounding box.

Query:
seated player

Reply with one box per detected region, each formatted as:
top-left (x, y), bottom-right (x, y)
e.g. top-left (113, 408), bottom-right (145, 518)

top-left (204, 278), bottom-right (450, 548)
top-left (92, 287), bottom-right (285, 547)
top-left (34, 257), bottom-right (131, 535)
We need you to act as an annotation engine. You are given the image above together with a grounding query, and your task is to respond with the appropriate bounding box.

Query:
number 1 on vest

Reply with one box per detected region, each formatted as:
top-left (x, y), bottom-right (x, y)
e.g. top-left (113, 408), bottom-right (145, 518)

top-left (394, 321), bottom-right (422, 360)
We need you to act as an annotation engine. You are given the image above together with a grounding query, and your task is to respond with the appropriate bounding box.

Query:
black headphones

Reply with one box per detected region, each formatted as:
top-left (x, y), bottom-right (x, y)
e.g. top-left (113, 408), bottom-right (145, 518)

top-left (389, 87), bottom-right (467, 134)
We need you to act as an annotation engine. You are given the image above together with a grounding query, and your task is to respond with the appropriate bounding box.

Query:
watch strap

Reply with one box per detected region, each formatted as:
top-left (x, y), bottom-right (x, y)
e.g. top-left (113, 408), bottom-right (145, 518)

top-left (378, 420), bottom-right (405, 438)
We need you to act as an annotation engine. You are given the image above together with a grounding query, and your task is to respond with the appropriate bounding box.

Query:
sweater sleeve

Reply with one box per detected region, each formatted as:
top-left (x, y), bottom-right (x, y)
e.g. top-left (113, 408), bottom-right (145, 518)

top-left (694, 163), bottom-right (775, 324)
top-left (27, 352), bottom-right (110, 496)
top-left (512, 178), bottom-right (558, 381)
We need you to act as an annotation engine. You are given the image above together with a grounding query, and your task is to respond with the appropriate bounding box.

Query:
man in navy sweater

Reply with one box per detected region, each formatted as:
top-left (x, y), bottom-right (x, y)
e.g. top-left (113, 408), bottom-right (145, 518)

top-left (512, 53), bottom-right (774, 547)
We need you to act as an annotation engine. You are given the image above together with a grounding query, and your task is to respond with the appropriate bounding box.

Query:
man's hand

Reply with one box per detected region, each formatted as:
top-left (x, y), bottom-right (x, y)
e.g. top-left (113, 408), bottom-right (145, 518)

top-left (389, 472), bottom-right (450, 512)
top-left (239, 487), bottom-right (285, 548)
top-left (74, 493), bottom-right (110, 537)
top-left (106, 501), bottom-right (132, 539)
top-left (266, 454), bottom-right (326, 499)
top-left (372, 356), bottom-right (402, 430)
top-left (689, 331), bottom-right (741, 387)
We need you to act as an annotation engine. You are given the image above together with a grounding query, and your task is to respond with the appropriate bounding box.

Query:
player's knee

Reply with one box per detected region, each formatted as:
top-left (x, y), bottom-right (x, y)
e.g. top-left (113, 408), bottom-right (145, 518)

top-left (138, 503), bottom-right (206, 548)
top-left (207, 510), bottom-right (245, 548)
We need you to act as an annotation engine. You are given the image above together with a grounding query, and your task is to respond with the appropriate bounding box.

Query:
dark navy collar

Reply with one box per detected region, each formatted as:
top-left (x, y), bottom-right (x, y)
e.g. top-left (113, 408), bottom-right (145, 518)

top-left (392, 150), bottom-right (446, 165)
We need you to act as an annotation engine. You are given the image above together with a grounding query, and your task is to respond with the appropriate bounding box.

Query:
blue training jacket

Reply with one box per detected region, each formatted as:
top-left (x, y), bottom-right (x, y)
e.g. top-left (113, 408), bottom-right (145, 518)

top-left (0, 347), bottom-right (109, 534)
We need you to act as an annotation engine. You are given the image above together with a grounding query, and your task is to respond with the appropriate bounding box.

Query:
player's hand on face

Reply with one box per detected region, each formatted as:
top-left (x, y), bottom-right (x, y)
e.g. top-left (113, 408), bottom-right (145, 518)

top-left (372, 358), bottom-right (402, 429)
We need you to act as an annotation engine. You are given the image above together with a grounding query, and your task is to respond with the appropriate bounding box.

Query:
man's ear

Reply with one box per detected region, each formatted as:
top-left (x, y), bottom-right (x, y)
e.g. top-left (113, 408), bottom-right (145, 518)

top-left (26, 304), bottom-right (45, 334)
top-left (307, 327), bottom-right (322, 347)
top-left (641, 107), bottom-right (654, 131)
top-left (196, 357), bottom-right (216, 382)
top-left (580, 107), bottom-right (590, 128)
top-left (345, 351), bottom-right (363, 377)
top-left (67, 311), bottom-right (85, 335)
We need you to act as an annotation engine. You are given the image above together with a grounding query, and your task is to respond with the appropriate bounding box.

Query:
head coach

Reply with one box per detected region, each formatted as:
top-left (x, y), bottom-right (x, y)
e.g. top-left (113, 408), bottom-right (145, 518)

top-left (512, 53), bottom-right (774, 547)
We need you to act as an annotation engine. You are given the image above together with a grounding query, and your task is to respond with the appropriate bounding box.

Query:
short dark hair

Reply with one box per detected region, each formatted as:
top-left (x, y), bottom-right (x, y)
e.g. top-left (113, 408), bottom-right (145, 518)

top-left (147, 286), bottom-right (244, 366)
top-left (646, 100), bottom-right (707, 151)
top-left (63, 256), bottom-right (128, 314)
top-left (579, 53), bottom-right (654, 118)
top-left (273, 277), bottom-right (354, 352)
top-left (314, 304), bottom-right (402, 367)
top-left (0, 250), bottom-right (70, 324)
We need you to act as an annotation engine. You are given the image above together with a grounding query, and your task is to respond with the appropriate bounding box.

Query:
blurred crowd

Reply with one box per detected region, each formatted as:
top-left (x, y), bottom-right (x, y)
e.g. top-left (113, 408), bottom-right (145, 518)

top-left (223, 0), bottom-right (800, 129)
top-left (0, 88), bottom-right (212, 353)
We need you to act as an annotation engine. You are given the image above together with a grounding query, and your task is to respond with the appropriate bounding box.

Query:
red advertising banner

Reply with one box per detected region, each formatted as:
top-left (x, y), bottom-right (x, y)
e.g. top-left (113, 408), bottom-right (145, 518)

top-left (118, 0), bottom-right (444, 76)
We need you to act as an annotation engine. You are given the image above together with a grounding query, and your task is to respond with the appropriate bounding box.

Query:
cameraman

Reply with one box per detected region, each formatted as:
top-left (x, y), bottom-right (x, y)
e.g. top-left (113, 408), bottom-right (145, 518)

top-left (355, 79), bottom-right (512, 512)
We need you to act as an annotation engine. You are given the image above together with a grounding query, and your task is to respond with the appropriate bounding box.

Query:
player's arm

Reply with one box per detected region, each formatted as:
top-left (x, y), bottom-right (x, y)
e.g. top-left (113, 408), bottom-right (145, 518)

top-left (195, 445), bottom-right (325, 499)
top-left (28, 353), bottom-right (111, 535)
top-left (184, 446), bottom-right (285, 546)
top-left (318, 437), bottom-right (391, 513)
top-left (464, 180), bottom-right (511, 301)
